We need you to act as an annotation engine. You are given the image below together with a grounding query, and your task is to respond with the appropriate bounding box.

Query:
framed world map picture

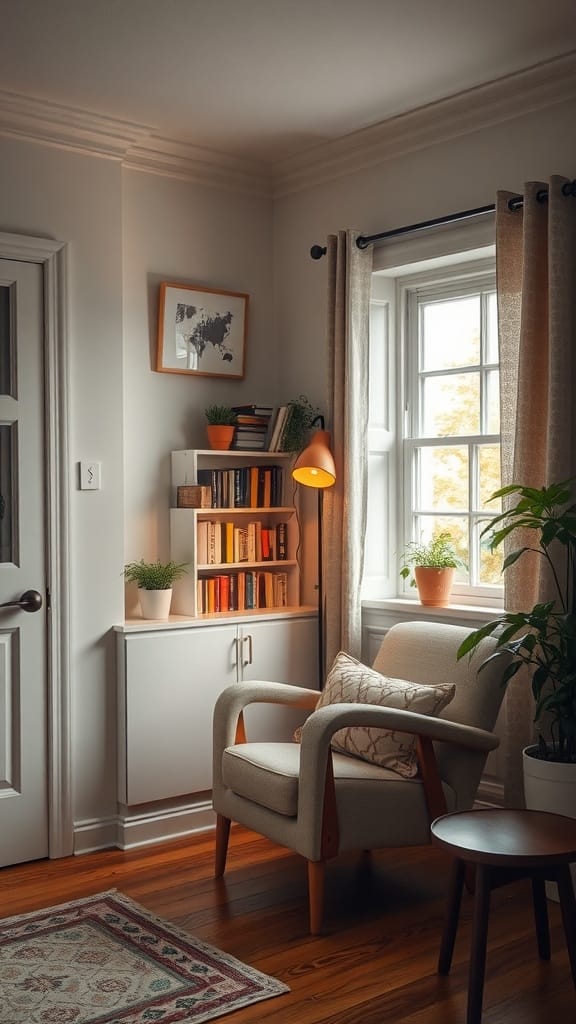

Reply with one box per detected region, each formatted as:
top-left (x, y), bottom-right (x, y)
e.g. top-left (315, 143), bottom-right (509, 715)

top-left (156, 282), bottom-right (248, 379)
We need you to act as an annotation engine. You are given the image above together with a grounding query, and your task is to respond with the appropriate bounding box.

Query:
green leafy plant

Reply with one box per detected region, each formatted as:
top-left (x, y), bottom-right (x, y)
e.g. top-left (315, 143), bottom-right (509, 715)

top-left (279, 394), bottom-right (321, 452)
top-left (204, 405), bottom-right (237, 426)
top-left (457, 479), bottom-right (576, 764)
top-left (123, 560), bottom-right (188, 591)
top-left (399, 531), bottom-right (465, 588)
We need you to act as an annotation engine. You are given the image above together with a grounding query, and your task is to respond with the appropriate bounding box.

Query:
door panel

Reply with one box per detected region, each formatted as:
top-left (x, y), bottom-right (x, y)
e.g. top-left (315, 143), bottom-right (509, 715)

top-left (0, 259), bottom-right (47, 866)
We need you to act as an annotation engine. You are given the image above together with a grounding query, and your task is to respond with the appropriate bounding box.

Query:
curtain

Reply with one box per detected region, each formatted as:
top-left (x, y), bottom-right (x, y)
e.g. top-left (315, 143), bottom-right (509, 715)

top-left (323, 230), bottom-right (373, 669)
top-left (496, 175), bottom-right (576, 805)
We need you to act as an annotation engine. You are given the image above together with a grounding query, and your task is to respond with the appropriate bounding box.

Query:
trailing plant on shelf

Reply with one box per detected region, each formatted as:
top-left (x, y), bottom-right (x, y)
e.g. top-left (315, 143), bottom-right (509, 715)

top-left (204, 405), bottom-right (238, 426)
top-left (123, 560), bottom-right (189, 591)
top-left (457, 479), bottom-right (576, 764)
top-left (279, 394), bottom-right (322, 452)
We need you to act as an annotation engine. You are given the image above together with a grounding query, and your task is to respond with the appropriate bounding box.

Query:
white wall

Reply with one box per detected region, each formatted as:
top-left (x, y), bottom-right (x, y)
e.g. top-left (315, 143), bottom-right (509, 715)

top-left (121, 170), bottom-right (275, 600)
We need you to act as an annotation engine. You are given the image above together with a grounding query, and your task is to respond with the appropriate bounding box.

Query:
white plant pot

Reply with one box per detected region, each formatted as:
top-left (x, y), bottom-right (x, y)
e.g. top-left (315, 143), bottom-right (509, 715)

top-left (523, 744), bottom-right (576, 897)
top-left (138, 588), bottom-right (173, 620)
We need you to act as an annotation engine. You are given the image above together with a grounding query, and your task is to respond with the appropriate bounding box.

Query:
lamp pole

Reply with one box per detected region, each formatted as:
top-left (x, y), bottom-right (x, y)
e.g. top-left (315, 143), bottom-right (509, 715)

top-left (291, 416), bottom-right (336, 689)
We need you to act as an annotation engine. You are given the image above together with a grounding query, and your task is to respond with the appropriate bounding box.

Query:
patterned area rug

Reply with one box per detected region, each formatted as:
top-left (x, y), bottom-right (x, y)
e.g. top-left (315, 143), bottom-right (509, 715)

top-left (0, 890), bottom-right (289, 1023)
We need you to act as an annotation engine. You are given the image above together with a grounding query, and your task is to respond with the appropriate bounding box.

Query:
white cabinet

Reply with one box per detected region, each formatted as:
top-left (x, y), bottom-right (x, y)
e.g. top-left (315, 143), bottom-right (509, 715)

top-left (116, 612), bottom-right (317, 807)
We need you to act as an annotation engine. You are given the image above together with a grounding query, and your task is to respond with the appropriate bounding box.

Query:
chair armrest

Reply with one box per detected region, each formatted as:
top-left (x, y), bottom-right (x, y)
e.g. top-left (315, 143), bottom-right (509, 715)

top-left (296, 705), bottom-right (499, 848)
top-left (300, 704), bottom-right (499, 757)
top-left (213, 681), bottom-right (319, 752)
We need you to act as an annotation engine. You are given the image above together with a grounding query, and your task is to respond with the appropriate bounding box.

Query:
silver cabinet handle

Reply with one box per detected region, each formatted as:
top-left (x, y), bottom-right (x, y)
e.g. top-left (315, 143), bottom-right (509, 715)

top-left (0, 589), bottom-right (43, 614)
top-left (243, 633), bottom-right (253, 666)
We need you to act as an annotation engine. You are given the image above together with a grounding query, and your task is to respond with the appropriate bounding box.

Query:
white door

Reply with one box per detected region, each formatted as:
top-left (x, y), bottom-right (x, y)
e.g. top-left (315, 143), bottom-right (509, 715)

top-left (0, 258), bottom-right (48, 866)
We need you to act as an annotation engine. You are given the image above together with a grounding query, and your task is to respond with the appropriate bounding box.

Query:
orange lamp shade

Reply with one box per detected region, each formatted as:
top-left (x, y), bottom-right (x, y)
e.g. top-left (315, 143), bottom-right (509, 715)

top-left (291, 430), bottom-right (336, 489)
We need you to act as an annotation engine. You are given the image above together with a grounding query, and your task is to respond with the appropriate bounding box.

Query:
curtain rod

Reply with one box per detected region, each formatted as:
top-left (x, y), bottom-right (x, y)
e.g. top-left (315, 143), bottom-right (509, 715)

top-left (309, 179), bottom-right (576, 260)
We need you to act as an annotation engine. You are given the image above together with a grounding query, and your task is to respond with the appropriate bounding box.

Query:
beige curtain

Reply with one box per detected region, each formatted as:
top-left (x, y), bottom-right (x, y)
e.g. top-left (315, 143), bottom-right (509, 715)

top-left (496, 175), bottom-right (576, 805)
top-left (323, 230), bottom-right (373, 670)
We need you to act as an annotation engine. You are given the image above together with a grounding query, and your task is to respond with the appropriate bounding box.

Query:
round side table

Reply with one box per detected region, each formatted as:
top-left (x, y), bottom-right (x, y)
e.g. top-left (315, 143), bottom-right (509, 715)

top-left (431, 808), bottom-right (576, 1024)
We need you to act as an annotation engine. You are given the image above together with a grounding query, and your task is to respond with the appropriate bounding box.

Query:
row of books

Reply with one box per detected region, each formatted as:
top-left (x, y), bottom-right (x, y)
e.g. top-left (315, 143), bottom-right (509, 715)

top-left (231, 405), bottom-right (274, 451)
top-left (196, 465), bottom-right (284, 508)
top-left (228, 403), bottom-right (301, 453)
top-left (198, 520), bottom-right (288, 565)
top-left (197, 571), bottom-right (289, 613)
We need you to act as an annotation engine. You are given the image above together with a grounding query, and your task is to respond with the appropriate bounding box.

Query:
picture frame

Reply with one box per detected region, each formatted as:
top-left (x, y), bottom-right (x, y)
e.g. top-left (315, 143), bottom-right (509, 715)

top-left (156, 282), bottom-right (248, 379)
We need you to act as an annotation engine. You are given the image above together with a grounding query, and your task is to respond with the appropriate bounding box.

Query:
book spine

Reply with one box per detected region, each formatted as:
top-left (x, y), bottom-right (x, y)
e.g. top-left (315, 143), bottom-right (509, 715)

top-left (276, 522), bottom-right (288, 560)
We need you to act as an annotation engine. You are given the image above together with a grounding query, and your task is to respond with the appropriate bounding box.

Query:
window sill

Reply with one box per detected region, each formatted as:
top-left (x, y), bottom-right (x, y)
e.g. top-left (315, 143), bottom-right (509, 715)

top-left (362, 597), bottom-right (503, 625)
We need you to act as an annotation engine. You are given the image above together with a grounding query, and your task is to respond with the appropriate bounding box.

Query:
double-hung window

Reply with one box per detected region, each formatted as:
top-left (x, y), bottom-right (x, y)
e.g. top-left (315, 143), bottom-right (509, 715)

top-left (365, 250), bottom-right (503, 607)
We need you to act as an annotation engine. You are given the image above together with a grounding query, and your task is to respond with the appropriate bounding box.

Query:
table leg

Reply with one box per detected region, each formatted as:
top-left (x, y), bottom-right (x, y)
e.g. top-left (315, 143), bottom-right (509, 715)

top-left (467, 864), bottom-right (492, 1024)
top-left (556, 865), bottom-right (576, 988)
top-left (438, 857), bottom-right (466, 974)
top-left (531, 877), bottom-right (550, 959)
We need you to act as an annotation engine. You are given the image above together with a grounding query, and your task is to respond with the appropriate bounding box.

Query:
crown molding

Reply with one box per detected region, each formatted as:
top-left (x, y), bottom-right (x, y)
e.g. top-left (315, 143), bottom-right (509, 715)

top-left (124, 137), bottom-right (272, 196)
top-left (0, 89), bottom-right (271, 195)
top-left (0, 89), bottom-right (154, 159)
top-left (0, 50), bottom-right (575, 198)
top-left (273, 50), bottom-right (576, 197)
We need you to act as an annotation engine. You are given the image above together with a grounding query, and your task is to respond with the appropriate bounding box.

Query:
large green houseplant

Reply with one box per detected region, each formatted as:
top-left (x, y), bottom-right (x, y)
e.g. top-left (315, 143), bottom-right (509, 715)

top-left (457, 479), bottom-right (576, 764)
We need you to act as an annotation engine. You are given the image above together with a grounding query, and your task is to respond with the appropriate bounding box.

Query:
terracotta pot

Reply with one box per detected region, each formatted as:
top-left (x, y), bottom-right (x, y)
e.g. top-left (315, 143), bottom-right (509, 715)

top-left (414, 566), bottom-right (455, 607)
top-left (206, 424), bottom-right (235, 450)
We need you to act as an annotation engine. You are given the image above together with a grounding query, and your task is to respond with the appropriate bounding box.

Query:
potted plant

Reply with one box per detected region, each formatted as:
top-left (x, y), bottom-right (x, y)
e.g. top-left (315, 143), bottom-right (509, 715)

top-left (399, 530), bottom-right (465, 607)
top-left (278, 395), bottom-right (321, 452)
top-left (457, 480), bottom-right (576, 829)
top-left (204, 405), bottom-right (237, 450)
top-left (123, 559), bottom-right (188, 620)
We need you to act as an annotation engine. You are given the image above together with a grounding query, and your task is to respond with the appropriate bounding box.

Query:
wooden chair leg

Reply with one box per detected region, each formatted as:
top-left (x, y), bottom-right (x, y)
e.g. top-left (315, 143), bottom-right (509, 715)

top-left (531, 878), bottom-right (550, 960)
top-left (307, 860), bottom-right (325, 935)
top-left (215, 814), bottom-right (231, 878)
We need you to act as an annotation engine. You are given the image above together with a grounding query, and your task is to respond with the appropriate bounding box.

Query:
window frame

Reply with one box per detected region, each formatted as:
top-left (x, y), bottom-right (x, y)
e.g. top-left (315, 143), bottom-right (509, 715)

top-left (364, 247), bottom-right (503, 609)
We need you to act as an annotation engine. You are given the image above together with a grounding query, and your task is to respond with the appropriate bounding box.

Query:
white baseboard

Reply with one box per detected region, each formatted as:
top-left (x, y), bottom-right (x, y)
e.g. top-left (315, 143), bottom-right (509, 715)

top-left (73, 799), bottom-right (216, 854)
top-left (475, 778), bottom-right (504, 808)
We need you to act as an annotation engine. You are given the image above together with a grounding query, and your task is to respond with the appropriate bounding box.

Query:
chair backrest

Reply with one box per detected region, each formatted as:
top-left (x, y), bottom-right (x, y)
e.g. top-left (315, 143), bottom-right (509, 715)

top-left (371, 620), bottom-right (506, 808)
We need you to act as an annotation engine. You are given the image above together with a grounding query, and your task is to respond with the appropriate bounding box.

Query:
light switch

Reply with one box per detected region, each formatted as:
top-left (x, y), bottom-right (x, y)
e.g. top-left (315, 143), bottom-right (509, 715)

top-left (79, 461), bottom-right (101, 490)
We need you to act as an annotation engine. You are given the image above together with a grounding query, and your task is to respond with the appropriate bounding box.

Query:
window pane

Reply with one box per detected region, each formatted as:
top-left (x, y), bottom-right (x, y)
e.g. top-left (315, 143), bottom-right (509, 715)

top-left (486, 292), bottom-right (498, 363)
top-left (422, 296), bottom-right (479, 370)
top-left (479, 446), bottom-right (501, 510)
top-left (422, 373), bottom-right (480, 435)
top-left (419, 446), bottom-right (468, 510)
top-left (486, 369), bottom-right (500, 433)
top-left (478, 521), bottom-right (504, 584)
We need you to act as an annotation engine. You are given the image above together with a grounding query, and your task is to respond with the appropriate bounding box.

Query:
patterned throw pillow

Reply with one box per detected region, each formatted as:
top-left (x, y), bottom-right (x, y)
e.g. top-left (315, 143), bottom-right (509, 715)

top-left (298, 651), bottom-right (456, 777)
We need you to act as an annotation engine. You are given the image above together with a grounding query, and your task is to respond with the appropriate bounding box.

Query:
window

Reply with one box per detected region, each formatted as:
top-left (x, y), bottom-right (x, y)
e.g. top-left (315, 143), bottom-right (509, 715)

top-left (364, 251), bottom-right (503, 606)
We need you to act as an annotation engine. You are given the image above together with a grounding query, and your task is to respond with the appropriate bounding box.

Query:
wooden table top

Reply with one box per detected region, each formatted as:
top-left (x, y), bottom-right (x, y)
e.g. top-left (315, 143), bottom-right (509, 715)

top-left (431, 809), bottom-right (576, 867)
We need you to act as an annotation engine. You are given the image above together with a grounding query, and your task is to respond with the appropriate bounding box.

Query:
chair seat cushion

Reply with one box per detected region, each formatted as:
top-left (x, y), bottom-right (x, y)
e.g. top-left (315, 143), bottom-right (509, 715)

top-left (221, 741), bottom-right (441, 818)
top-left (302, 651), bottom-right (456, 777)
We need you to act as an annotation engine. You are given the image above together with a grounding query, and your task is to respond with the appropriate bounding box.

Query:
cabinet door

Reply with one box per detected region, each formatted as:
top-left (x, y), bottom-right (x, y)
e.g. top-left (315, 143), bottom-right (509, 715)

top-left (120, 626), bottom-right (238, 805)
top-left (241, 616), bottom-right (318, 741)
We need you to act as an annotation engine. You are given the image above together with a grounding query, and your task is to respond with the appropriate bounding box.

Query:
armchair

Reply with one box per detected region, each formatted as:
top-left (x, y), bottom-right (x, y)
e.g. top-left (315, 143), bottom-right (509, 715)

top-left (212, 621), bottom-right (506, 934)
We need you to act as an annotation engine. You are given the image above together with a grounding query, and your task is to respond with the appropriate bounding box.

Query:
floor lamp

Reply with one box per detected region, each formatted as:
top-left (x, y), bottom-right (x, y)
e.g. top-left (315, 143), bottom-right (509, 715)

top-left (291, 417), bottom-right (336, 687)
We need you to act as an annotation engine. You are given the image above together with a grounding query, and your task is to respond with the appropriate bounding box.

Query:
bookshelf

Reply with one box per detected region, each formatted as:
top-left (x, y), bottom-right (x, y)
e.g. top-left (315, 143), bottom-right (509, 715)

top-left (169, 449), bottom-right (302, 618)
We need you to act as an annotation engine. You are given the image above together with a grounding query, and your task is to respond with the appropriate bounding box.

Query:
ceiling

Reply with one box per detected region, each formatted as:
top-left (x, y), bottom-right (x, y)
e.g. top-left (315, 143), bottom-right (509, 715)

top-left (0, 0), bottom-right (575, 169)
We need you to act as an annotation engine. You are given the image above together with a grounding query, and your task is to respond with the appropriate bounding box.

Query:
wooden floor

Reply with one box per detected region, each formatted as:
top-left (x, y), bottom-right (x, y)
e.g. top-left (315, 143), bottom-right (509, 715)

top-left (1, 825), bottom-right (574, 1023)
